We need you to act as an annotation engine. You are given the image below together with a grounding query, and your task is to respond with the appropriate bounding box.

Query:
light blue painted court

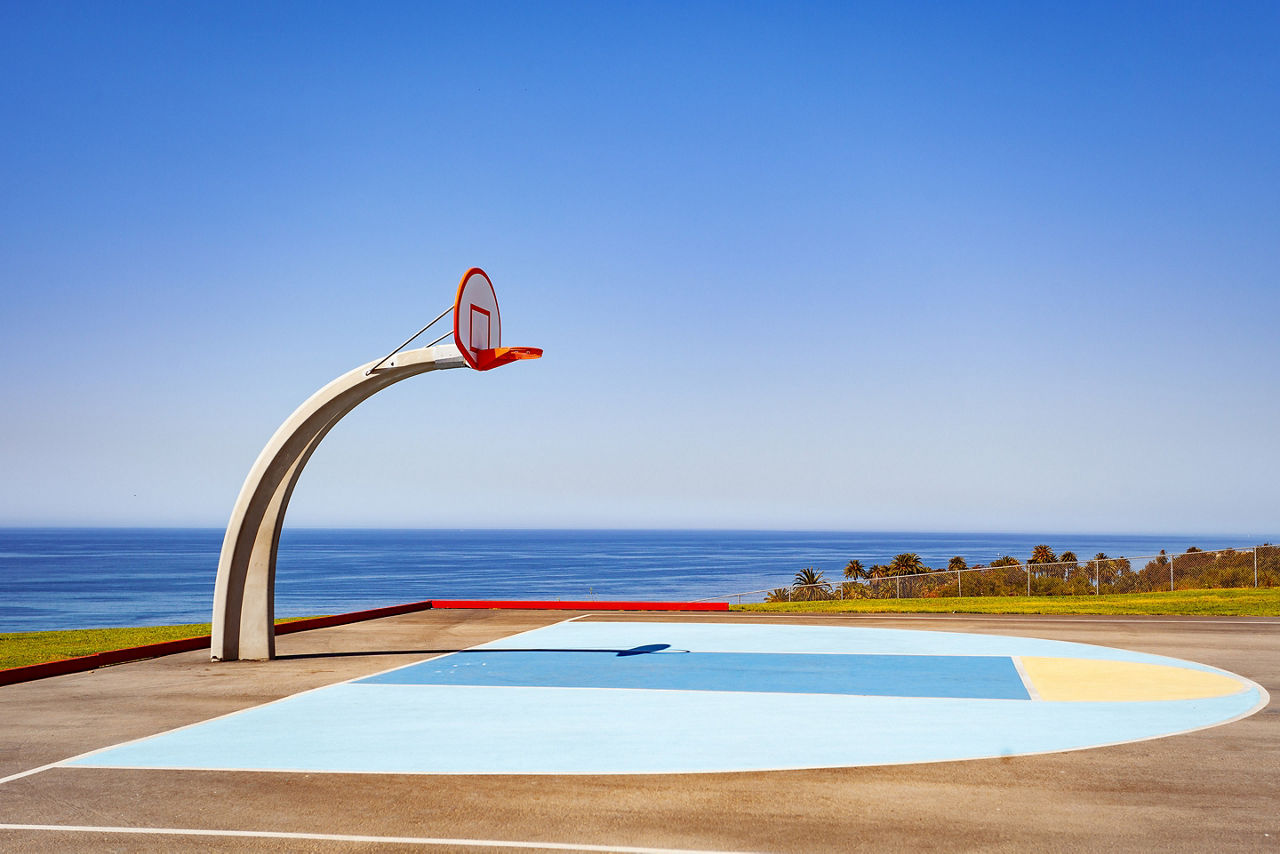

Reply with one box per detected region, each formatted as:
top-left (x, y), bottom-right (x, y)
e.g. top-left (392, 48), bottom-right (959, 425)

top-left (68, 621), bottom-right (1268, 775)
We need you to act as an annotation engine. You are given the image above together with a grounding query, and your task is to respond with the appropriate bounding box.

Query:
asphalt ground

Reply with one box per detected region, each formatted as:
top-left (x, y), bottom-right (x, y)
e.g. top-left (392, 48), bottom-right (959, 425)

top-left (1, 610), bottom-right (1276, 853)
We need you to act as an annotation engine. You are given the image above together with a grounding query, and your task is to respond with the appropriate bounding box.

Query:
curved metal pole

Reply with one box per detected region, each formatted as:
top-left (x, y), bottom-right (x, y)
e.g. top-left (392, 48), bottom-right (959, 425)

top-left (212, 344), bottom-right (467, 661)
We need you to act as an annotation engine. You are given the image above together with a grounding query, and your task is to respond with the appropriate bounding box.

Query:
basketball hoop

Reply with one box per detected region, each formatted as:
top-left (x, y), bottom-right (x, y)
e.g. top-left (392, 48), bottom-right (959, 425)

top-left (453, 267), bottom-right (543, 371)
top-left (365, 267), bottom-right (543, 375)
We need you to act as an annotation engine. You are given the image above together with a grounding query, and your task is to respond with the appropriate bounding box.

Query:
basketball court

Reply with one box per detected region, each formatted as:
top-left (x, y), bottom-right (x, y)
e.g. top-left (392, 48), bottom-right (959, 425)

top-left (2, 609), bottom-right (1276, 852)
top-left (48, 617), bottom-right (1267, 777)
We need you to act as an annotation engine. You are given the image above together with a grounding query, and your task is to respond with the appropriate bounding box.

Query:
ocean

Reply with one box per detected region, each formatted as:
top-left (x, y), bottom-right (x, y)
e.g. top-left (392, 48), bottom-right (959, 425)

top-left (0, 528), bottom-right (1260, 632)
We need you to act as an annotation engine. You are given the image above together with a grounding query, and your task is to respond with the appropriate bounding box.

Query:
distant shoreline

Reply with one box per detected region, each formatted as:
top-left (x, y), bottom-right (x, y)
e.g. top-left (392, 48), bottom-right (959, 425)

top-left (2, 529), bottom-right (1273, 634)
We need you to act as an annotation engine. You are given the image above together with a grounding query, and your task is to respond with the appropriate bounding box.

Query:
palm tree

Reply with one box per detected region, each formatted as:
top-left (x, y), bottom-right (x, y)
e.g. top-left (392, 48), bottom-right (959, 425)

top-left (839, 581), bottom-right (864, 600)
top-left (864, 564), bottom-right (891, 596)
top-left (1030, 544), bottom-right (1057, 564)
top-left (791, 567), bottom-right (831, 601)
top-left (843, 559), bottom-right (869, 580)
top-left (889, 553), bottom-right (926, 576)
top-left (1091, 552), bottom-right (1114, 590)
top-left (764, 587), bottom-right (792, 603)
top-left (841, 559), bottom-right (869, 599)
top-left (988, 555), bottom-right (1023, 595)
top-left (1029, 544), bottom-right (1058, 581)
top-left (884, 553), bottom-right (925, 598)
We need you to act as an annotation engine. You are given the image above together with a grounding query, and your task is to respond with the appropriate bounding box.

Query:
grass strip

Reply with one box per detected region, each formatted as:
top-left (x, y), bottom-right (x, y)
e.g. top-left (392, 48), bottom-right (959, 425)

top-left (0, 617), bottom-right (316, 670)
top-left (730, 588), bottom-right (1280, 616)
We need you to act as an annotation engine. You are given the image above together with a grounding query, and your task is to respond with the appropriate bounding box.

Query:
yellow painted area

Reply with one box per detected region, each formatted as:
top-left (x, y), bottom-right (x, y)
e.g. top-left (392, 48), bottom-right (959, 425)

top-left (1020, 657), bottom-right (1247, 702)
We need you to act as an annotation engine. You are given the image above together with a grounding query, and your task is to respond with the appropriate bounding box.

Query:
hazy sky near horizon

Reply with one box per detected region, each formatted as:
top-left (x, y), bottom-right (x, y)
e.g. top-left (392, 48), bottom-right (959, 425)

top-left (1, 1), bottom-right (1277, 535)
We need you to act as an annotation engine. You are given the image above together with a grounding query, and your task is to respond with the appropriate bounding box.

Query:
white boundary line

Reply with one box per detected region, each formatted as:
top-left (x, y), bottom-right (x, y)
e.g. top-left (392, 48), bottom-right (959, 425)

top-left (0, 759), bottom-right (71, 786)
top-left (0, 824), bottom-right (761, 853)
top-left (0, 614), bottom-right (583, 786)
top-left (1011, 656), bottom-right (1043, 701)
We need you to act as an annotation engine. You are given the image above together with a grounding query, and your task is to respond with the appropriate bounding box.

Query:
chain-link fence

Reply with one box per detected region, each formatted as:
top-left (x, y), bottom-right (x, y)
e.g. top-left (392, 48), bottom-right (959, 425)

top-left (701, 544), bottom-right (1279, 604)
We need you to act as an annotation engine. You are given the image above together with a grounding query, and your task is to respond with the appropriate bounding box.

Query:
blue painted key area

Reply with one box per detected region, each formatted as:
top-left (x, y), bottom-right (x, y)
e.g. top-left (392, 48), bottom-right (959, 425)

top-left (359, 650), bottom-right (1031, 700)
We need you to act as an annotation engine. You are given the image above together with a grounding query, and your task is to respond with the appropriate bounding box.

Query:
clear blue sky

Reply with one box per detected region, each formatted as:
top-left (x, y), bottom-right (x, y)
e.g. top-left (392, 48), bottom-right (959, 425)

top-left (2, 1), bottom-right (1277, 535)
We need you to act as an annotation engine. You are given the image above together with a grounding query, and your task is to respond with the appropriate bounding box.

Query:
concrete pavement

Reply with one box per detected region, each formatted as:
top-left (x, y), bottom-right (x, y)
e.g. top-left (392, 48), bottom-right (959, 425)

top-left (1, 610), bottom-right (1276, 852)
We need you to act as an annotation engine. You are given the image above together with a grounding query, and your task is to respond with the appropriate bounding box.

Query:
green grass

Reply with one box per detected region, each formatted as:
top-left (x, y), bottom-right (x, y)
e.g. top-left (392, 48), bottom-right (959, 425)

top-left (0, 616), bottom-right (318, 670)
top-left (731, 587), bottom-right (1280, 616)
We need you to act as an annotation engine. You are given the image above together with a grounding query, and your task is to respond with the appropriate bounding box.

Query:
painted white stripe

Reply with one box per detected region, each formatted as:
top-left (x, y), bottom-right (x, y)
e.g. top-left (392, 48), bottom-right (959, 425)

top-left (1011, 656), bottom-right (1043, 702)
top-left (0, 824), bottom-right (760, 853)
top-left (0, 760), bottom-right (67, 786)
